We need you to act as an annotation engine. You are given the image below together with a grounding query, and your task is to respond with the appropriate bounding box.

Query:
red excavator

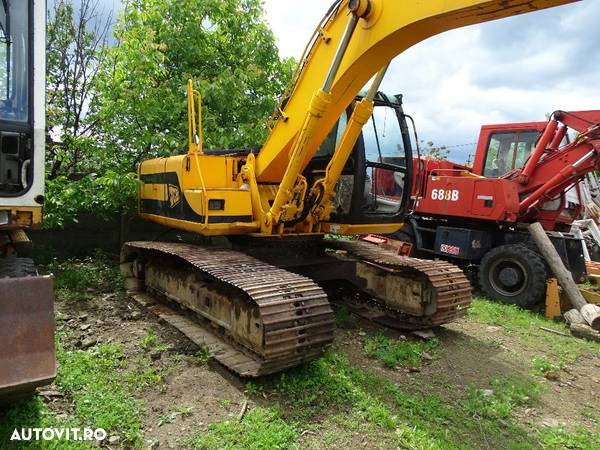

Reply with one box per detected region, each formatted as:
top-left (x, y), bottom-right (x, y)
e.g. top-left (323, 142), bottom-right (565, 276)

top-left (362, 94), bottom-right (599, 306)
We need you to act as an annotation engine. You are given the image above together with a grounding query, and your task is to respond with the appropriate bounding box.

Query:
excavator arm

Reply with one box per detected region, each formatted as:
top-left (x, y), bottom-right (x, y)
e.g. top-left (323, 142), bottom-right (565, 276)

top-left (515, 111), bottom-right (600, 217)
top-left (254, 0), bottom-right (579, 230)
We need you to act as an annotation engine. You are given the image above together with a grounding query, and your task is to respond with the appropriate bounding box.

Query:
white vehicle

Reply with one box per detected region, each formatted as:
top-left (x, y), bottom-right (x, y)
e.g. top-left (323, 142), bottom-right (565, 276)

top-left (0, 0), bottom-right (54, 404)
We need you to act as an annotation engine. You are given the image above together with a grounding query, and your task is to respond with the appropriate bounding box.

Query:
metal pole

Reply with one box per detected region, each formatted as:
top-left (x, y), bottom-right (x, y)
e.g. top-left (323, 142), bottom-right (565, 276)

top-left (322, 13), bottom-right (359, 93)
top-left (365, 63), bottom-right (390, 101)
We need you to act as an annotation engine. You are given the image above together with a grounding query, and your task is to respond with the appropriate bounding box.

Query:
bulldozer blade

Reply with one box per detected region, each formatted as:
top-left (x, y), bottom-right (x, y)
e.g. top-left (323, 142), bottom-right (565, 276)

top-left (0, 276), bottom-right (55, 405)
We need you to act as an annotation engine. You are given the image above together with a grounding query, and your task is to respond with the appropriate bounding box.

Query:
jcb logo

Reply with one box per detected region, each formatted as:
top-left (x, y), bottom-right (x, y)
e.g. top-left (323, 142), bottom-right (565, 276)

top-left (167, 184), bottom-right (181, 208)
top-left (431, 189), bottom-right (459, 202)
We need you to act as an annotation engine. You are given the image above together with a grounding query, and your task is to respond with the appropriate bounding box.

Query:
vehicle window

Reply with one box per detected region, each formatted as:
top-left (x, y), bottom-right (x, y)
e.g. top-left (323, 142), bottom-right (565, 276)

top-left (484, 131), bottom-right (540, 178)
top-left (363, 106), bottom-right (404, 164)
top-left (316, 111), bottom-right (347, 157)
top-left (484, 132), bottom-right (514, 177)
top-left (514, 131), bottom-right (539, 169)
top-left (0, 9), bottom-right (7, 100)
top-left (361, 105), bottom-right (406, 214)
top-left (0, 0), bottom-right (29, 123)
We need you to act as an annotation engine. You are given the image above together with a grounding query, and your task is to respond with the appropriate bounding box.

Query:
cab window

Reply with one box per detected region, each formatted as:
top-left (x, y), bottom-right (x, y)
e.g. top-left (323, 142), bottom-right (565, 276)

top-left (0, 0), bottom-right (29, 123)
top-left (316, 111), bottom-right (347, 157)
top-left (483, 131), bottom-right (539, 178)
top-left (361, 106), bottom-right (406, 214)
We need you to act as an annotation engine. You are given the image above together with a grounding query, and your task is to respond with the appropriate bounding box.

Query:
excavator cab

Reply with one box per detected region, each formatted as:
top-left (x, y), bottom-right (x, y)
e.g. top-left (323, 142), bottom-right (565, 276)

top-left (0, 0), bottom-right (54, 405)
top-left (305, 92), bottom-right (414, 225)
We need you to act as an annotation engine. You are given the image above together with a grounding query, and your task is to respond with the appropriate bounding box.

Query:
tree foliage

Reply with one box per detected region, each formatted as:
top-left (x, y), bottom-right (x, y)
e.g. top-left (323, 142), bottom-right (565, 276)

top-left (421, 141), bottom-right (450, 161)
top-left (46, 0), bottom-right (111, 179)
top-left (44, 0), bottom-right (292, 228)
top-left (92, 0), bottom-right (294, 166)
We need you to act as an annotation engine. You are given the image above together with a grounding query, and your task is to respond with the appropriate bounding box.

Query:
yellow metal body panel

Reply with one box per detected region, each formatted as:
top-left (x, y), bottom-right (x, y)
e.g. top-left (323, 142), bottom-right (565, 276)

top-left (0, 207), bottom-right (43, 230)
top-left (139, 153), bottom-right (259, 234)
top-left (139, 213), bottom-right (259, 236)
top-left (256, 0), bottom-right (576, 182)
top-left (545, 278), bottom-right (562, 320)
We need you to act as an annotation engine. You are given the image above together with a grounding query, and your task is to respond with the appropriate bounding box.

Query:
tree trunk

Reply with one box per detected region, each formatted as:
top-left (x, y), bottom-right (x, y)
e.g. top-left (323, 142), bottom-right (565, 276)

top-left (570, 323), bottom-right (600, 342)
top-left (580, 304), bottom-right (600, 330)
top-left (564, 308), bottom-right (586, 325)
top-left (529, 222), bottom-right (600, 330)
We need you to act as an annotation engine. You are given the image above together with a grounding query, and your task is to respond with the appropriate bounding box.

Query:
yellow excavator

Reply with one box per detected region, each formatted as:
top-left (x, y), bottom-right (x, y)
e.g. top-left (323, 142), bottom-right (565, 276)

top-left (121, 0), bottom-right (577, 376)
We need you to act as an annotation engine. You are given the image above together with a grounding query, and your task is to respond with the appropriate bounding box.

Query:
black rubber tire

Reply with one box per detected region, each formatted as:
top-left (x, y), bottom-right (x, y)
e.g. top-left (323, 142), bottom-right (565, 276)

top-left (479, 244), bottom-right (547, 307)
top-left (0, 256), bottom-right (37, 278)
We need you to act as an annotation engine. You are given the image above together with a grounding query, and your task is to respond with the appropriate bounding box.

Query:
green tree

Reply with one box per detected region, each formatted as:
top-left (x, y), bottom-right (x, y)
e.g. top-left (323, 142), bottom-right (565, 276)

top-left (46, 0), bottom-right (112, 179)
top-left (421, 140), bottom-right (450, 161)
top-left (44, 0), bottom-right (292, 228)
top-left (92, 0), bottom-right (294, 169)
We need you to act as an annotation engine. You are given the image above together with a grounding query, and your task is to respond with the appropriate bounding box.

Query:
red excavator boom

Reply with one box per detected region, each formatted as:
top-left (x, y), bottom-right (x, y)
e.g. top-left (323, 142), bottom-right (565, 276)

top-left (513, 111), bottom-right (600, 220)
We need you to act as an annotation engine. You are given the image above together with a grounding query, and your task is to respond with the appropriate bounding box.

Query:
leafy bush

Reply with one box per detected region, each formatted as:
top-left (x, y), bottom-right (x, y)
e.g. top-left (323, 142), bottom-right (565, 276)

top-left (44, 171), bottom-right (138, 229)
top-left (44, 0), bottom-right (293, 229)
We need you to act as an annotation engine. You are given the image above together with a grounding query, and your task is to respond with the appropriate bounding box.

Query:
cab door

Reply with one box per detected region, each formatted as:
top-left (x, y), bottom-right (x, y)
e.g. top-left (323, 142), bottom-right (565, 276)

top-left (345, 94), bottom-right (413, 224)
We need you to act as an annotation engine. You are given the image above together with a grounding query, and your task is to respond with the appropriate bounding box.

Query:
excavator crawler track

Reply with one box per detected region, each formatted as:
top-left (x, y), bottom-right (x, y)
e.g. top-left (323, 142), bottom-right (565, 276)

top-left (325, 240), bottom-right (472, 329)
top-left (121, 242), bottom-right (335, 377)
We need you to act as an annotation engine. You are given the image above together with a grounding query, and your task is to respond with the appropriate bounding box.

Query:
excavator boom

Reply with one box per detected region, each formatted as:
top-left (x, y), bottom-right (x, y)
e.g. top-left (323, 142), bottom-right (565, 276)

top-left (256, 0), bottom-right (578, 183)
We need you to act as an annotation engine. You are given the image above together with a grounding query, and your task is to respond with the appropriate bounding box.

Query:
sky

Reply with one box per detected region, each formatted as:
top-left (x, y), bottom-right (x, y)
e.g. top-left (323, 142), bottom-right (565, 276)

top-left (96, 0), bottom-right (599, 162)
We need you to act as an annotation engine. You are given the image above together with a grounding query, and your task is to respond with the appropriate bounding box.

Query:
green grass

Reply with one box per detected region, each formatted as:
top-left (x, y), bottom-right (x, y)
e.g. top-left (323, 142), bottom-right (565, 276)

top-left (333, 305), bottom-right (357, 328)
top-left (469, 297), bottom-right (564, 332)
top-left (56, 344), bottom-right (143, 444)
top-left (364, 334), bottom-right (439, 368)
top-left (531, 355), bottom-right (563, 375)
top-left (469, 297), bottom-right (600, 358)
top-left (46, 250), bottom-right (123, 302)
top-left (129, 329), bottom-right (178, 389)
top-left (0, 253), bottom-right (156, 449)
top-left (243, 352), bottom-right (556, 450)
top-left (464, 377), bottom-right (541, 420)
top-left (188, 407), bottom-right (298, 450)
top-left (241, 351), bottom-right (599, 450)
top-left (539, 425), bottom-right (600, 449)
top-left (0, 343), bottom-right (144, 448)
top-left (0, 397), bottom-right (92, 450)
top-left (0, 337), bottom-right (173, 449)
top-left (186, 346), bottom-right (212, 366)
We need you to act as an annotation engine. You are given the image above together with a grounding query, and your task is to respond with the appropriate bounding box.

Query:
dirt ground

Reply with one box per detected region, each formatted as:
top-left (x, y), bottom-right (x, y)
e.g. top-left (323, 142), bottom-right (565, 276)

top-left (40, 289), bottom-right (600, 449)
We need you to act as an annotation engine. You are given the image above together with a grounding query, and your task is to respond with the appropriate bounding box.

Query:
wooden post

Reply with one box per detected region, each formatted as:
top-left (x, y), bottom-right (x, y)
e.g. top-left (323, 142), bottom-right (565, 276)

top-left (544, 278), bottom-right (561, 320)
top-left (529, 222), bottom-right (600, 330)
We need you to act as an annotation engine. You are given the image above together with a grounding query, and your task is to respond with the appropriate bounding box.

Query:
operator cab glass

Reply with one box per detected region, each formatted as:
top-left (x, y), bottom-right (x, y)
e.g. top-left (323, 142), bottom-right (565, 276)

top-left (309, 93), bottom-right (412, 224)
top-left (0, 1), bottom-right (29, 123)
top-left (361, 104), bottom-right (407, 214)
top-left (0, 0), bottom-right (32, 196)
top-left (483, 131), bottom-right (540, 178)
